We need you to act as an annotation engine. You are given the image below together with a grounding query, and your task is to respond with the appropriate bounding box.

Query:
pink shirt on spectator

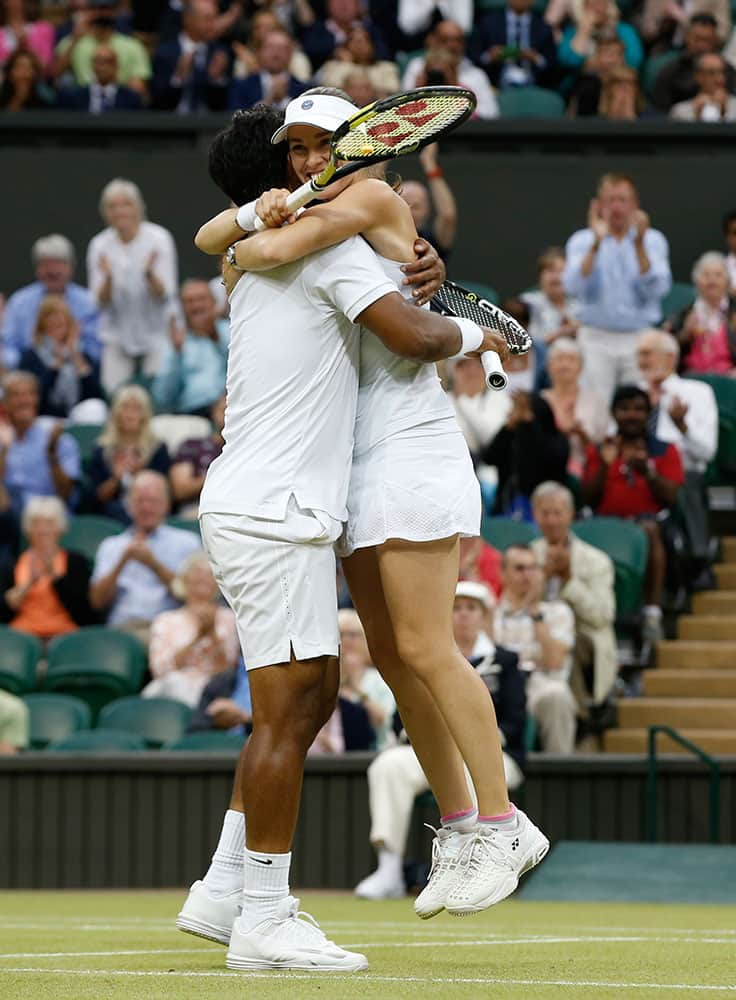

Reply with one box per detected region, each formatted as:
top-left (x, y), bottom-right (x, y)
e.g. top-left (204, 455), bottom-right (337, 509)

top-left (685, 325), bottom-right (733, 374)
top-left (0, 22), bottom-right (56, 71)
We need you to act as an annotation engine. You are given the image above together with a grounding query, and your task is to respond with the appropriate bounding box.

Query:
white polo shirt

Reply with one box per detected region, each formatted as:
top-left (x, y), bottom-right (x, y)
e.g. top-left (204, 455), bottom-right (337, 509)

top-left (199, 236), bottom-right (396, 523)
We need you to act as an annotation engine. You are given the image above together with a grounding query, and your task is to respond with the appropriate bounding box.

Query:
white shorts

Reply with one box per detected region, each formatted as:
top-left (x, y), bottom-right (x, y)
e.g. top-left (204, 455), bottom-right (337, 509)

top-left (200, 498), bottom-right (342, 671)
top-left (339, 419), bottom-right (481, 558)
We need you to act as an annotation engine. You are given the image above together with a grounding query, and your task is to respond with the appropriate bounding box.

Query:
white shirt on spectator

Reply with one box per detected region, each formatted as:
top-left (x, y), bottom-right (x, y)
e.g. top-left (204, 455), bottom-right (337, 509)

top-left (401, 56), bottom-right (499, 119)
top-left (727, 251), bottom-right (736, 293)
top-left (493, 598), bottom-right (574, 681)
top-left (86, 221), bottom-right (179, 356)
top-left (451, 385), bottom-right (512, 453)
top-left (641, 372), bottom-right (718, 473)
top-left (398, 0), bottom-right (474, 35)
top-left (199, 237), bottom-right (396, 522)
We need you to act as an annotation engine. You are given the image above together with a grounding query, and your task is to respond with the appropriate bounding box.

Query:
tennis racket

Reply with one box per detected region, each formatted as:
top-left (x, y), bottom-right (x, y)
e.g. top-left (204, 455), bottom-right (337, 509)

top-left (252, 86), bottom-right (476, 231)
top-left (430, 281), bottom-right (532, 391)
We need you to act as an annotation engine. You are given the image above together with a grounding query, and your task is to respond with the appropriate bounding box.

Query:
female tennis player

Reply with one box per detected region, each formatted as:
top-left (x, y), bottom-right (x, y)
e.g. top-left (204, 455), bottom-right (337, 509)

top-left (196, 90), bottom-right (548, 918)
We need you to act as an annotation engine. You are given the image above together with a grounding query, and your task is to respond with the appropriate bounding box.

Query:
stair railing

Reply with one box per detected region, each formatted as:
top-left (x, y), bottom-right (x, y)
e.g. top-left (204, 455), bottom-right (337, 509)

top-left (646, 725), bottom-right (721, 844)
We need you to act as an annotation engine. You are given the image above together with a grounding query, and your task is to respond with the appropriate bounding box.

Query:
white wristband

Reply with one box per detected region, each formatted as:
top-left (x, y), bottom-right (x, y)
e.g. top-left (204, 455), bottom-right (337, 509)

top-left (235, 200), bottom-right (260, 233)
top-left (447, 317), bottom-right (484, 359)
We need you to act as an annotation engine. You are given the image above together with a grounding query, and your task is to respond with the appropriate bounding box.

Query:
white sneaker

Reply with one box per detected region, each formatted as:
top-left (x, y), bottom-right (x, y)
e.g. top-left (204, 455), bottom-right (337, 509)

top-left (226, 896), bottom-right (368, 972)
top-left (354, 867), bottom-right (405, 900)
top-left (176, 880), bottom-right (241, 946)
top-left (445, 809), bottom-right (550, 916)
top-left (413, 827), bottom-right (474, 920)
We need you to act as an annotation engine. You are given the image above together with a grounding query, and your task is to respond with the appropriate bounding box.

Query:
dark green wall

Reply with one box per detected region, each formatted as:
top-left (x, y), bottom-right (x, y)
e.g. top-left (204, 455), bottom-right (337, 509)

top-left (2, 115), bottom-right (735, 301)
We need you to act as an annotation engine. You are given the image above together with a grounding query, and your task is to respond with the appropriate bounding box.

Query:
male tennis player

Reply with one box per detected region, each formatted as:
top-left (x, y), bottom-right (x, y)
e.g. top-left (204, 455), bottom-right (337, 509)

top-left (176, 104), bottom-right (508, 973)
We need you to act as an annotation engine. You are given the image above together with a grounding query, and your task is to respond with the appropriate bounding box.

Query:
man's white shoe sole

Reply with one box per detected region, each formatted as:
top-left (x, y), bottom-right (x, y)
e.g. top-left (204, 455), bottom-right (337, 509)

top-left (445, 836), bottom-right (550, 916)
top-left (226, 953), bottom-right (369, 972)
top-left (175, 913), bottom-right (232, 947)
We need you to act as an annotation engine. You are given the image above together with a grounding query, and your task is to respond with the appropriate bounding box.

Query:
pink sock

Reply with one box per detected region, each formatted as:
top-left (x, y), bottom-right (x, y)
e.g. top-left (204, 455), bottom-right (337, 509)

top-left (478, 805), bottom-right (517, 829)
top-left (441, 807), bottom-right (478, 835)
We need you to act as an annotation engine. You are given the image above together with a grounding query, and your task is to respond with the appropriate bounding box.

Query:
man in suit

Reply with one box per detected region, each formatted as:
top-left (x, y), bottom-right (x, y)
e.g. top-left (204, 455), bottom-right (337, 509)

top-left (228, 29), bottom-right (307, 110)
top-left (530, 482), bottom-right (617, 715)
top-left (473, 0), bottom-right (557, 89)
top-left (58, 45), bottom-right (143, 112)
top-left (151, 0), bottom-right (231, 112)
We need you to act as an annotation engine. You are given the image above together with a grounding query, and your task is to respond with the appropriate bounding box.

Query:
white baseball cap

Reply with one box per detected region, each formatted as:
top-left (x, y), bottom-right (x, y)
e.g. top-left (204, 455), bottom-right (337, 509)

top-left (271, 93), bottom-right (356, 144)
top-left (455, 581), bottom-right (494, 610)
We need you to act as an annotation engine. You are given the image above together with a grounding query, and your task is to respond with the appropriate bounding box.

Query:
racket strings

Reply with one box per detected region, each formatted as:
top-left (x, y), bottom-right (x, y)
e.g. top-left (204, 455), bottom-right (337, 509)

top-left (335, 94), bottom-right (474, 159)
top-left (433, 286), bottom-right (532, 356)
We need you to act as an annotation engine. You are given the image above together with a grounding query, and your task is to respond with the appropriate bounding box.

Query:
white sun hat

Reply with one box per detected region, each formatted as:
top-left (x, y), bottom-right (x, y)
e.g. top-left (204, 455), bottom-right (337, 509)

top-left (271, 93), bottom-right (357, 144)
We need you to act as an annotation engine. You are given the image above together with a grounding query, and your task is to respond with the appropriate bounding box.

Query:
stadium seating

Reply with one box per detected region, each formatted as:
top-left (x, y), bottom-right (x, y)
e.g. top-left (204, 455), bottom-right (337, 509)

top-left (642, 50), bottom-right (679, 100)
top-left (42, 627), bottom-right (147, 721)
top-left (685, 374), bottom-right (736, 487)
top-left (97, 696), bottom-right (192, 748)
top-left (166, 517), bottom-right (201, 536)
top-left (0, 627), bottom-right (41, 695)
top-left (481, 517), bottom-right (539, 550)
top-left (47, 728), bottom-right (148, 752)
top-left (23, 693), bottom-right (91, 749)
top-left (60, 514), bottom-right (123, 563)
top-left (65, 424), bottom-right (104, 469)
top-left (573, 517), bottom-right (648, 618)
top-left (497, 87), bottom-right (565, 119)
top-left (150, 414), bottom-right (211, 453)
top-left (165, 730), bottom-right (247, 752)
top-left (660, 281), bottom-right (695, 320)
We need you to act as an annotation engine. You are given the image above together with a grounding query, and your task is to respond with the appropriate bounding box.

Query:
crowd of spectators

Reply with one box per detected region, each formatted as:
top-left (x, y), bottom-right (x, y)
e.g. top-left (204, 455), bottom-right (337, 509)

top-left (2, 0), bottom-right (736, 120)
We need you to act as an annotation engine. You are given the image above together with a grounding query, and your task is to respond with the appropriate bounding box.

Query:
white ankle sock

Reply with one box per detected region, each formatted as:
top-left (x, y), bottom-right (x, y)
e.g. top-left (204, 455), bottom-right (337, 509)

top-left (478, 805), bottom-right (518, 831)
top-left (202, 809), bottom-right (245, 896)
top-left (376, 848), bottom-right (402, 881)
top-left (240, 849), bottom-right (291, 931)
top-left (441, 807), bottom-right (478, 836)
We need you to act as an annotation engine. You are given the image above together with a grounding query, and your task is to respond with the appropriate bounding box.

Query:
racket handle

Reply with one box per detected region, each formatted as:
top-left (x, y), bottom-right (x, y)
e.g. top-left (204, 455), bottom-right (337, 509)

top-left (252, 179), bottom-right (320, 232)
top-left (481, 351), bottom-right (508, 391)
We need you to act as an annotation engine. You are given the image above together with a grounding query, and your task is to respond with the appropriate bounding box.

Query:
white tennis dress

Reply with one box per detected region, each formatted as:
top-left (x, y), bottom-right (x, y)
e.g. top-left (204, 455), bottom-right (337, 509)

top-left (341, 254), bottom-right (482, 556)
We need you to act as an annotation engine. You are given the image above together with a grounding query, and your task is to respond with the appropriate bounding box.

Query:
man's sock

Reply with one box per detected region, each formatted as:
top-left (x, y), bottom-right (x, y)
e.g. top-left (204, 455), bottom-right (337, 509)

top-left (201, 809), bottom-right (245, 896)
top-left (477, 804), bottom-right (518, 831)
top-left (440, 806), bottom-right (478, 836)
top-left (240, 849), bottom-right (291, 932)
top-left (375, 847), bottom-right (403, 882)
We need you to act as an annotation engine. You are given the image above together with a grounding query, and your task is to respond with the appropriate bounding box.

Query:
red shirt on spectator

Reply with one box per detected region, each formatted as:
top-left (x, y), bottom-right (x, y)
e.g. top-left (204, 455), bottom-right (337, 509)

top-left (583, 438), bottom-right (684, 517)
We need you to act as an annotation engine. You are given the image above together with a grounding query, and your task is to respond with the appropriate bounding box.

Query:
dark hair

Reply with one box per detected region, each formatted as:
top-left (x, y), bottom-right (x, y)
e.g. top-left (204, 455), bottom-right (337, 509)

top-left (502, 543), bottom-right (534, 567)
top-left (501, 297), bottom-right (530, 326)
top-left (611, 384), bottom-right (651, 412)
top-left (689, 12), bottom-right (717, 28)
top-left (722, 209), bottom-right (736, 234)
top-left (208, 105), bottom-right (289, 206)
top-left (301, 85), bottom-right (357, 105)
top-left (0, 48), bottom-right (45, 110)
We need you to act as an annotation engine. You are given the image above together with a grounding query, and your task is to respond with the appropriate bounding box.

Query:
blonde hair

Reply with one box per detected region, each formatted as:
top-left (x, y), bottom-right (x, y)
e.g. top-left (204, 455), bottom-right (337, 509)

top-left (171, 551), bottom-right (215, 602)
top-left (99, 178), bottom-right (146, 224)
top-left (32, 295), bottom-right (76, 347)
top-left (572, 0), bottom-right (619, 27)
top-left (22, 495), bottom-right (68, 537)
top-left (599, 67), bottom-right (643, 117)
top-left (98, 384), bottom-right (159, 464)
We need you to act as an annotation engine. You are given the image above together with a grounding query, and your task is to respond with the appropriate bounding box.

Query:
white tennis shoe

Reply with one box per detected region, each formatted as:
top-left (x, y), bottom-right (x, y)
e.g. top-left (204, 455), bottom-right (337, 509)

top-left (226, 895), bottom-right (368, 972)
top-left (176, 880), bottom-right (241, 946)
top-left (354, 867), bottom-right (405, 900)
top-left (413, 826), bottom-right (474, 919)
top-left (445, 809), bottom-right (549, 916)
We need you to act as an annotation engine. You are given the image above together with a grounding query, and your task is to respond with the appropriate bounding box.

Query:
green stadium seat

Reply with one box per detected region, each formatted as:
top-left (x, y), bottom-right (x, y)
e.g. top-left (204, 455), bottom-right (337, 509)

top-left (98, 696), bottom-right (193, 748)
top-left (481, 517), bottom-right (539, 551)
top-left (65, 424), bottom-right (103, 469)
top-left (684, 373), bottom-right (736, 417)
top-left (166, 517), bottom-right (201, 537)
top-left (660, 281), bottom-right (695, 321)
top-left (497, 87), bottom-right (565, 119)
top-left (456, 280), bottom-right (499, 305)
top-left (60, 514), bottom-right (123, 564)
top-left (573, 517), bottom-right (648, 617)
top-left (0, 627), bottom-right (41, 695)
top-left (23, 693), bottom-right (91, 749)
top-left (642, 50), bottom-right (679, 100)
top-left (165, 730), bottom-right (247, 752)
top-left (42, 627), bottom-right (147, 721)
top-left (685, 375), bottom-right (736, 487)
top-left (48, 728), bottom-right (147, 752)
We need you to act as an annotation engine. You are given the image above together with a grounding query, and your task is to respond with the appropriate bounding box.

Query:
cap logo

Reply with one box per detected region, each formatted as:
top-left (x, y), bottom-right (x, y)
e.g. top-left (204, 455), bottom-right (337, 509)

top-left (301, 99), bottom-right (314, 109)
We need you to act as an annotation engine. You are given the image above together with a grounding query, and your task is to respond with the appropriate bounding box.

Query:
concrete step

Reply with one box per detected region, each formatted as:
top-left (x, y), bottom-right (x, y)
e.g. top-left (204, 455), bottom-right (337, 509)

top-left (657, 641), bottom-right (736, 670)
top-left (692, 591), bottom-right (736, 615)
top-left (677, 616), bottom-right (736, 641)
top-left (716, 564), bottom-right (736, 589)
top-left (617, 697), bottom-right (736, 730)
top-left (603, 728), bottom-right (736, 754)
top-left (643, 670), bottom-right (736, 698)
top-left (722, 537), bottom-right (736, 563)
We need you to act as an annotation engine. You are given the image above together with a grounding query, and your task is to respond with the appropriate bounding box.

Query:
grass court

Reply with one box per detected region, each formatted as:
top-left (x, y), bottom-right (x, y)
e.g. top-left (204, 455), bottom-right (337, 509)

top-left (0, 890), bottom-right (734, 999)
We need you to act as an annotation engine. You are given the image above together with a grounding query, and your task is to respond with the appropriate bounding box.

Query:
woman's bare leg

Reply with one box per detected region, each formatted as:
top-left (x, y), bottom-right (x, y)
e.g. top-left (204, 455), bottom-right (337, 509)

top-left (342, 547), bottom-right (472, 817)
top-left (377, 535), bottom-right (510, 818)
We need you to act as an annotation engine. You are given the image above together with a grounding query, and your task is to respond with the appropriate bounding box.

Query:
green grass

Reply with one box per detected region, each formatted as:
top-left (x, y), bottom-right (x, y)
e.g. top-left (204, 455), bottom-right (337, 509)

top-left (0, 891), bottom-right (735, 999)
